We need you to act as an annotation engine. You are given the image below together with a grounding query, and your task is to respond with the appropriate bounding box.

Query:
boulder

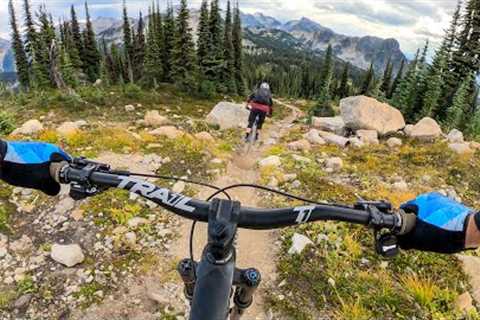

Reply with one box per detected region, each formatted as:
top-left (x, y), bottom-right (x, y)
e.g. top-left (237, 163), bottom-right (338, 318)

top-left (340, 96), bottom-right (405, 135)
top-left (447, 129), bottom-right (464, 143)
top-left (149, 126), bottom-right (183, 139)
top-left (206, 102), bottom-right (250, 130)
top-left (348, 137), bottom-right (365, 148)
top-left (470, 141), bottom-right (480, 150)
top-left (56, 121), bottom-right (80, 136)
top-left (312, 116), bottom-right (345, 135)
top-left (456, 292), bottom-right (474, 312)
top-left (404, 124), bottom-right (414, 136)
top-left (287, 139), bottom-right (311, 152)
top-left (318, 131), bottom-right (350, 148)
top-left (407, 117), bottom-right (442, 141)
top-left (449, 143), bottom-right (474, 155)
top-left (194, 131), bottom-right (215, 142)
top-left (303, 129), bottom-right (326, 145)
top-left (325, 157), bottom-right (343, 172)
top-left (288, 233), bottom-right (314, 255)
top-left (356, 129), bottom-right (379, 145)
top-left (258, 156), bottom-right (281, 168)
top-left (386, 137), bottom-right (403, 148)
top-left (144, 111), bottom-right (169, 127)
top-left (50, 244), bottom-right (85, 267)
top-left (11, 120), bottom-right (44, 136)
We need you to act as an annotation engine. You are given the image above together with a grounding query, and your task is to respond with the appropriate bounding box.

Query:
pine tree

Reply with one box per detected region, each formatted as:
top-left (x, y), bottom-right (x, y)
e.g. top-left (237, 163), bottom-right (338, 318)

top-left (392, 50), bottom-right (420, 119)
top-left (207, 0), bottom-right (224, 86)
top-left (62, 22), bottom-right (83, 73)
top-left (23, 0), bottom-right (36, 59)
top-left (380, 57), bottom-right (393, 95)
top-left (145, 4), bottom-right (163, 85)
top-left (360, 63), bottom-right (375, 96)
top-left (83, 2), bottom-right (101, 82)
top-left (466, 108), bottom-right (480, 138)
top-left (197, 0), bottom-right (210, 77)
top-left (111, 43), bottom-right (125, 84)
top-left (223, 1), bottom-right (236, 94)
top-left (172, 0), bottom-right (197, 91)
top-left (232, 2), bottom-right (245, 94)
top-left (411, 40), bottom-right (431, 118)
top-left (122, 0), bottom-right (134, 82)
top-left (319, 45), bottom-right (333, 89)
top-left (338, 63), bottom-right (350, 98)
top-left (446, 73), bottom-right (473, 130)
top-left (70, 5), bottom-right (85, 70)
top-left (389, 59), bottom-right (404, 99)
top-left (133, 12), bottom-right (146, 82)
top-left (163, 3), bottom-right (176, 82)
top-left (9, 0), bottom-right (29, 88)
top-left (59, 44), bottom-right (78, 87)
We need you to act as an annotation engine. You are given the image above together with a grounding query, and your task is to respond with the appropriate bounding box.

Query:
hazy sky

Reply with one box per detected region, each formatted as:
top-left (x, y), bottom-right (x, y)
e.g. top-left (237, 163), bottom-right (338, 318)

top-left (0, 0), bottom-right (459, 56)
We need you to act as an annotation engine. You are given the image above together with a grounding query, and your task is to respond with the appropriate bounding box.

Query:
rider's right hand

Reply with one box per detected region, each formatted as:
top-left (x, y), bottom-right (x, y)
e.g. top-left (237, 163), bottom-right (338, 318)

top-left (0, 140), bottom-right (72, 196)
top-left (397, 192), bottom-right (478, 254)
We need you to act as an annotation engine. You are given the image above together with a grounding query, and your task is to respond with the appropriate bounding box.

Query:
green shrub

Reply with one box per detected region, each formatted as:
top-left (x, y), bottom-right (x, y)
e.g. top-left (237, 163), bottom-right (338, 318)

top-left (0, 111), bottom-right (15, 135)
top-left (197, 80), bottom-right (216, 99)
top-left (79, 87), bottom-right (106, 106)
top-left (123, 83), bottom-right (142, 100)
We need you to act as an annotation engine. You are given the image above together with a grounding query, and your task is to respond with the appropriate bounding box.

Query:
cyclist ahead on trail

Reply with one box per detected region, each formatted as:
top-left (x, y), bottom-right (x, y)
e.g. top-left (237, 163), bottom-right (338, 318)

top-left (245, 82), bottom-right (273, 142)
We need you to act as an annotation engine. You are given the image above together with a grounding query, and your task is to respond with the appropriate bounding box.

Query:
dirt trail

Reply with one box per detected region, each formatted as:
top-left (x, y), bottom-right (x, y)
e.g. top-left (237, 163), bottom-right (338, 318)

top-left (171, 100), bottom-right (302, 319)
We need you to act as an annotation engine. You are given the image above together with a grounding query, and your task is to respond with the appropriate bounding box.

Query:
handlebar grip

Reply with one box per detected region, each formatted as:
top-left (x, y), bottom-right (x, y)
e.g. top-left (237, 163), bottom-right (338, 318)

top-left (398, 212), bottom-right (416, 235)
top-left (50, 162), bottom-right (68, 184)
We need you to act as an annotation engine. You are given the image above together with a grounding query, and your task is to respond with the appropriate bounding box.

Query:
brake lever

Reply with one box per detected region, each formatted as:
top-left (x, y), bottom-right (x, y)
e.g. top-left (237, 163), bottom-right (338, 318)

top-left (65, 158), bottom-right (112, 200)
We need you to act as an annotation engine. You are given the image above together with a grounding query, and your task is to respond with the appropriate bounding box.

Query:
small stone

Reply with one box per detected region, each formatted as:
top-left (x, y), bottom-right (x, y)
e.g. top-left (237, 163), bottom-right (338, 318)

top-left (124, 232), bottom-right (137, 246)
top-left (287, 139), bottom-right (311, 152)
top-left (348, 137), bottom-right (365, 148)
top-left (356, 129), bottom-right (379, 145)
top-left (258, 156), bottom-right (281, 168)
top-left (318, 131), bottom-right (351, 148)
top-left (288, 233), bottom-right (314, 255)
top-left (292, 154), bottom-right (311, 163)
top-left (194, 131), bottom-right (215, 142)
top-left (56, 121), bottom-right (80, 137)
top-left (50, 244), bottom-right (85, 267)
top-left (456, 292), bottom-right (474, 312)
top-left (125, 105), bottom-right (135, 112)
top-left (149, 126), bottom-right (183, 139)
top-left (172, 181), bottom-right (186, 194)
top-left (449, 143), bottom-right (474, 155)
top-left (10, 235), bottom-right (33, 255)
top-left (144, 111), bottom-right (169, 127)
top-left (327, 278), bottom-right (336, 287)
top-left (283, 174), bottom-right (297, 182)
top-left (392, 180), bottom-right (408, 192)
top-left (14, 294), bottom-right (32, 310)
top-left (303, 129), bottom-right (326, 145)
top-left (11, 119), bottom-right (44, 136)
top-left (325, 157), bottom-right (343, 172)
top-left (386, 137), bottom-right (403, 148)
top-left (71, 209), bottom-right (84, 221)
top-left (291, 180), bottom-right (302, 188)
top-left (127, 217), bottom-right (149, 228)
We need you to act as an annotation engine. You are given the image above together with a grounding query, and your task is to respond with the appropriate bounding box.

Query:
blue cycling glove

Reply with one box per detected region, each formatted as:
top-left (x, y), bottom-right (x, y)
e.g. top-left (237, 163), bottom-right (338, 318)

top-left (0, 141), bottom-right (71, 196)
top-left (397, 192), bottom-right (476, 254)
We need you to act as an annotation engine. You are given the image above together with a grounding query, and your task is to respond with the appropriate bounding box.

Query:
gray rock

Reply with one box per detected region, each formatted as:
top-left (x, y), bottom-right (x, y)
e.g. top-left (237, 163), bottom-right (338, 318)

top-left (206, 102), bottom-right (250, 130)
top-left (312, 116), bottom-right (345, 135)
top-left (303, 129), bottom-right (326, 145)
top-left (449, 143), bottom-right (473, 155)
top-left (340, 96), bottom-right (405, 135)
top-left (287, 139), bottom-right (311, 152)
top-left (356, 129), bottom-right (379, 145)
top-left (144, 111), bottom-right (170, 127)
top-left (292, 154), bottom-right (312, 163)
top-left (258, 156), bottom-right (281, 168)
top-left (387, 137), bottom-right (403, 148)
top-left (288, 233), bottom-right (314, 255)
top-left (172, 181), bottom-right (186, 193)
top-left (447, 129), bottom-right (464, 143)
top-left (125, 104), bottom-right (135, 112)
top-left (149, 126), bottom-right (183, 139)
top-left (392, 180), bottom-right (408, 192)
top-left (455, 292), bottom-right (474, 312)
top-left (12, 120), bottom-right (44, 136)
top-left (10, 235), bottom-right (33, 255)
top-left (50, 244), bottom-right (85, 267)
top-left (14, 294), bottom-right (32, 310)
top-left (325, 157), bottom-right (343, 172)
top-left (57, 121), bottom-right (80, 136)
top-left (407, 117), bottom-right (442, 141)
top-left (318, 131), bottom-right (350, 148)
top-left (348, 137), bottom-right (365, 148)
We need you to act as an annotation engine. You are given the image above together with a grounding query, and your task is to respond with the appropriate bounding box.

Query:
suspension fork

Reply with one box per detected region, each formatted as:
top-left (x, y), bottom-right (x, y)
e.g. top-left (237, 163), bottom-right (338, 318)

top-left (230, 268), bottom-right (262, 320)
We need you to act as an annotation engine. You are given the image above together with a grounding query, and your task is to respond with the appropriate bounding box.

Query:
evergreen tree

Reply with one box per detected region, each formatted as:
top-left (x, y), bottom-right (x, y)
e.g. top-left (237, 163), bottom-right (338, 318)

top-left (70, 5), bottom-right (84, 70)
top-left (204, 0), bottom-right (224, 87)
top-left (23, 0), bottom-right (36, 59)
top-left (446, 73), bottom-right (474, 129)
top-left (466, 108), bottom-right (480, 137)
top-left (59, 44), bottom-right (78, 87)
top-left (111, 43), bottom-right (125, 84)
top-left (83, 2), bottom-right (101, 82)
top-left (392, 50), bottom-right (420, 119)
top-left (133, 12), bottom-right (146, 82)
top-left (389, 59), bottom-right (404, 99)
top-left (163, 3), bottom-right (176, 82)
top-left (223, 1), bottom-right (236, 94)
top-left (232, 2), bottom-right (245, 94)
top-left (380, 57), bottom-right (393, 95)
top-left (360, 63), bottom-right (375, 96)
top-left (9, 0), bottom-right (30, 88)
top-left (419, 54), bottom-right (446, 119)
top-left (197, 0), bottom-right (210, 76)
top-left (122, 0), bottom-right (134, 82)
top-left (62, 21), bottom-right (83, 73)
top-left (172, 0), bottom-right (196, 91)
top-left (338, 63), bottom-right (350, 98)
top-left (319, 45), bottom-right (333, 90)
top-left (145, 4), bottom-right (163, 85)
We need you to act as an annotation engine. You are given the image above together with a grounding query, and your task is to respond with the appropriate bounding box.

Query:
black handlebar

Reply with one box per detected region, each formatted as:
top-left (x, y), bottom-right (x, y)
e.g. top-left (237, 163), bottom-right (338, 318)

top-left (50, 160), bottom-right (416, 235)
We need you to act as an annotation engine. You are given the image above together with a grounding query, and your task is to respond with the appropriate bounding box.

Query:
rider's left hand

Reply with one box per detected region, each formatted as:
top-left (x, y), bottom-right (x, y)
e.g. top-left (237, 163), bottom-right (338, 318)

top-left (0, 141), bottom-right (72, 196)
top-left (397, 192), bottom-right (478, 254)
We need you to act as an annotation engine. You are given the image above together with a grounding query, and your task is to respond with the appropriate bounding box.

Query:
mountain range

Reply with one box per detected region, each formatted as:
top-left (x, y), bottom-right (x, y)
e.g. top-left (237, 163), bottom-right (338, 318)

top-left (0, 10), bottom-right (407, 75)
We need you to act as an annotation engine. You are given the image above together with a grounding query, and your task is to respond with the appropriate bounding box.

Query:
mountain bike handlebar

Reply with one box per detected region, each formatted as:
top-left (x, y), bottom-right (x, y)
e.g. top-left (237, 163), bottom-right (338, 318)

top-left (50, 159), bottom-right (416, 235)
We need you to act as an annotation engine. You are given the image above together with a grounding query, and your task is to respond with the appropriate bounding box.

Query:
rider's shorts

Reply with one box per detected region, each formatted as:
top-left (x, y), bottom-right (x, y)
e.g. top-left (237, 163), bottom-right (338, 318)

top-left (248, 109), bottom-right (267, 129)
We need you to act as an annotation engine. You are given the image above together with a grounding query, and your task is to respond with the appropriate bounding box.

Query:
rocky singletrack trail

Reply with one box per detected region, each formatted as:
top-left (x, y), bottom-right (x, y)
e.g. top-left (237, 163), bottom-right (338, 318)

top-left (171, 100), bottom-right (302, 319)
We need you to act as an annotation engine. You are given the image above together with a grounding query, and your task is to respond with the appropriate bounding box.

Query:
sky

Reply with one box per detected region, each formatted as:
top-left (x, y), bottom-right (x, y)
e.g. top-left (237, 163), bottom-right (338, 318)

top-left (0, 0), bottom-right (459, 57)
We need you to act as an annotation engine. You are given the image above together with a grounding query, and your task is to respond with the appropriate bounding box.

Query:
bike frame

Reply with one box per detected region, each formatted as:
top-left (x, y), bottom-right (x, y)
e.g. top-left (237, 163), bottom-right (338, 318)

top-left (50, 159), bottom-right (415, 320)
